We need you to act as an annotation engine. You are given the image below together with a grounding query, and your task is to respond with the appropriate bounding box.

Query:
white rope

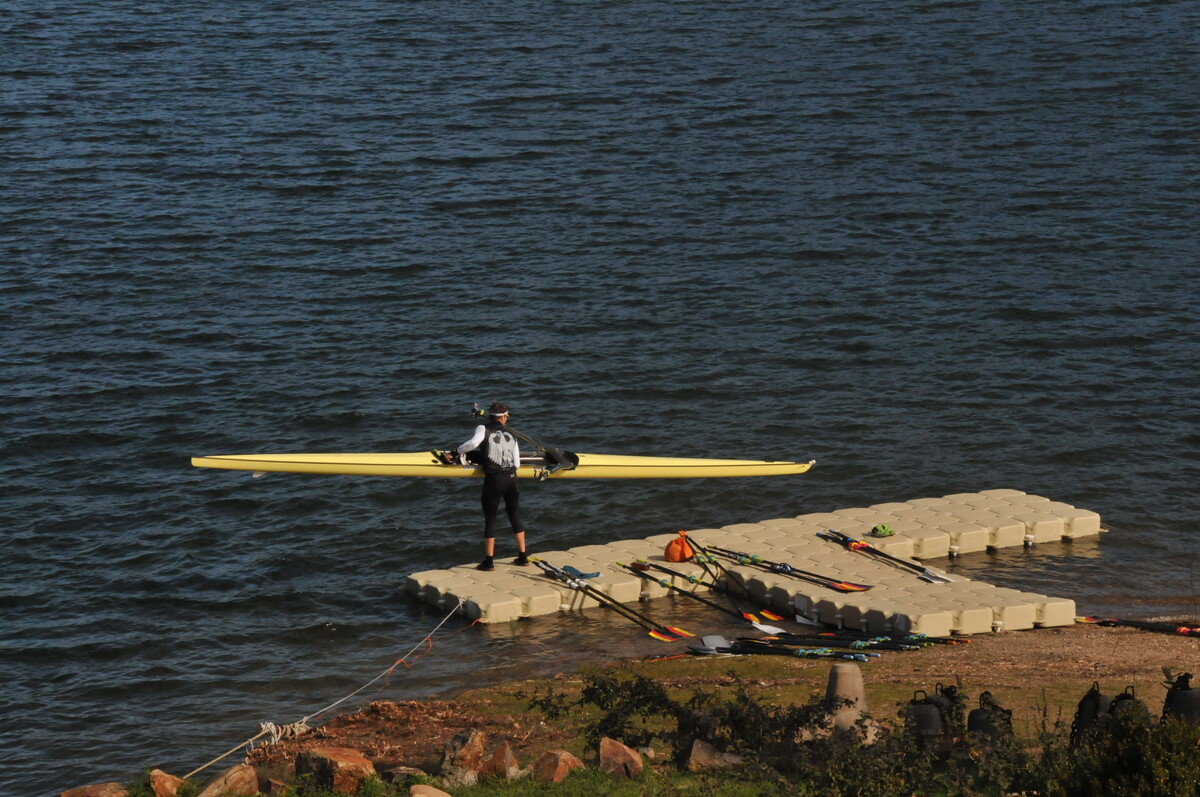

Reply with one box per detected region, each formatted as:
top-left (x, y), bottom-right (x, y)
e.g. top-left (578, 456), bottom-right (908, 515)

top-left (183, 598), bottom-right (465, 781)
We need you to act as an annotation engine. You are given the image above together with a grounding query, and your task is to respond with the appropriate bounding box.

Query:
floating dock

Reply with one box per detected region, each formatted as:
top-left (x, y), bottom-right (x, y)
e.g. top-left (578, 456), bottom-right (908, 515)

top-left (405, 489), bottom-right (1100, 636)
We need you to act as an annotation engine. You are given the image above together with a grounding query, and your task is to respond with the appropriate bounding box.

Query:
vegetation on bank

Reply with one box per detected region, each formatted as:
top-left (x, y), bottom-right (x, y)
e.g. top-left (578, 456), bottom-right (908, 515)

top-left (124, 657), bottom-right (1200, 797)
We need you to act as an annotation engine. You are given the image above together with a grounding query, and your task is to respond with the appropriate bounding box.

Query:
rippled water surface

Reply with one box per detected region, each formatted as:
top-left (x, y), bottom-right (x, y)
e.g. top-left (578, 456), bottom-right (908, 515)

top-left (4, 1), bottom-right (1199, 792)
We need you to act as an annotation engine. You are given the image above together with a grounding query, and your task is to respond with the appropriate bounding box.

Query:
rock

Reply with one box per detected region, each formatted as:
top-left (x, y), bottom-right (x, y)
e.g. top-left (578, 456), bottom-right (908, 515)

top-left (684, 738), bottom-right (743, 771)
top-left (265, 778), bottom-right (287, 795)
top-left (439, 728), bottom-right (487, 786)
top-left (295, 747), bottom-right (376, 794)
top-left (531, 750), bottom-right (584, 783)
top-left (410, 785), bottom-right (453, 797)
top-left (598, 737), bottom-right (643, 779)
top-left (823, 662), bottom-right (868, 731)
top-left (380, 765), bottom-right (428, 783)
top-left (196, 764), bottom-right (259, 797)
top-left (148, 769), bottom-right (184, 797)
top-left (61, 784), bottom-right (126, 797)
top-left (481, 740), bottom-right (521, 779)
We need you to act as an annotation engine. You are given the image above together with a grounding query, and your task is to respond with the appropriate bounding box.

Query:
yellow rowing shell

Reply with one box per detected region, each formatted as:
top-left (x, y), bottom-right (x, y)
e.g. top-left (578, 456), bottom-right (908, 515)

top-left (190, 452), bottom-right (815, 479)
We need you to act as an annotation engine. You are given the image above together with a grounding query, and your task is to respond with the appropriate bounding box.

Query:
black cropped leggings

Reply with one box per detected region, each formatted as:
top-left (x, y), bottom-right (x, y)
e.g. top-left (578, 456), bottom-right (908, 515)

top-left (481, 471), bottom-right (523, 539)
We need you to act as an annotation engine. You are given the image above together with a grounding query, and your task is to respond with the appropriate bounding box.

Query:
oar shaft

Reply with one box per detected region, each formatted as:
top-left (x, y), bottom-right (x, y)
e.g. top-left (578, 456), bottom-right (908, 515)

top-left (707, 545), bottom-right (869, 592)
top-left (533, 559), bottom-right (680, 636)
top-left (621, 563), bottom-right (743, 622)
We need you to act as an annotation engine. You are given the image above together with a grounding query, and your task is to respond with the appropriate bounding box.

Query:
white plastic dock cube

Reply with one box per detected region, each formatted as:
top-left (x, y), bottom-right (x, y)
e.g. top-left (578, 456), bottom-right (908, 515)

top-left (941, 492), bottom-right (986, 504)
top-left (974, 515), bottom-right (1027, 549)
top-left (979, 489), bottom-right (1028, 498)
top-left (948, 604), bottom-right (995, 634)
top-left (907, 497), bottom-right (952, 510)
top-left (889, 605), bottom-right (955, 638)
top-left (1029, 596), bottom-right (1076, 627)
top-left (404, 568), bottom-right (457, 599)
top-left (795, 512), bottom-right (843, 526)
top-left (1054, 508), bottom-right (1102, 538)
top-left (987, 601), bottom-right (1037, 632)
top-left (1014, 512), bottom-right (1066, 543)
top-left (722, 522), bottom-right (771, 536)
top-left (596, 573), bottom-right (646, 603)
top-left (460, 590), bottom-right (524, 623)
top-left (897, 529), bottom-right (951, 559)
top-left (509, 584), bottom-right (568, 616)
top-left (938, 521), bottom-right (990, 555)
top-left (867, 533), bottom-right (917, 559)
top-left (870, 502), bottom-right (916, 513)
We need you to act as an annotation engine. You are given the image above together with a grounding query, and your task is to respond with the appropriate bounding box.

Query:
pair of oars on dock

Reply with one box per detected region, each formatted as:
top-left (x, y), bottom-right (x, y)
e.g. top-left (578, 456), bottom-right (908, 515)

top-left (533, 528), bottom-right (951, 643)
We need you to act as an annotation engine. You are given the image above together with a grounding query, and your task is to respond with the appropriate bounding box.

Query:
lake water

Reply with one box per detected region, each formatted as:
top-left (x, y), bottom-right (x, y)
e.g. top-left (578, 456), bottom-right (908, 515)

top-left (3, 1), bottom-right (1198, 793)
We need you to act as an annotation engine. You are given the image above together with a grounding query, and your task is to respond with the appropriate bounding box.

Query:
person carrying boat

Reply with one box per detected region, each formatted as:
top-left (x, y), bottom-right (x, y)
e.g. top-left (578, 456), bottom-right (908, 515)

top-left (456, 402), bottom-right (529, 571)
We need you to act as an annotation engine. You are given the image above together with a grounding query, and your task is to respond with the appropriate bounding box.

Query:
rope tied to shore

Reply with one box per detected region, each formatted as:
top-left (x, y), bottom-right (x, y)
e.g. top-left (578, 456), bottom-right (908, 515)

top-left (182, 598), bottom-right (465, 781)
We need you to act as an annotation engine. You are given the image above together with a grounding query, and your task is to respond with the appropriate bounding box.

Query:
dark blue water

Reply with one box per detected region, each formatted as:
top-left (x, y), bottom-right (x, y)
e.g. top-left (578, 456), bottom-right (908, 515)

top-left (4, 1), bottom-right (1198, 792)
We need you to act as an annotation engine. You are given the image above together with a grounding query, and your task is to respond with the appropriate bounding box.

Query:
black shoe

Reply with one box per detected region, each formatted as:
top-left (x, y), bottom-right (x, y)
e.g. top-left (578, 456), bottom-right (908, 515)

top-left (514, 552), bottom-right (529, 566)
top-left (476, 558), bottom-right (495, 571)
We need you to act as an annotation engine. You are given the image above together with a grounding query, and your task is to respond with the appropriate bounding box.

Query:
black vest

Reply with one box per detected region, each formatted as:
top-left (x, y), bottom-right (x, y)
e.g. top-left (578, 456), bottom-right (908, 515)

top-left (478, 420), bottom-right (518, 475)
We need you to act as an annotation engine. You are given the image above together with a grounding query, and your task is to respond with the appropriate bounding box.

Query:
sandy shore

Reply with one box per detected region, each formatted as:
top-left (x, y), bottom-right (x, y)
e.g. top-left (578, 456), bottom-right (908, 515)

top-left (246, 622), bottom-right (1200, 778)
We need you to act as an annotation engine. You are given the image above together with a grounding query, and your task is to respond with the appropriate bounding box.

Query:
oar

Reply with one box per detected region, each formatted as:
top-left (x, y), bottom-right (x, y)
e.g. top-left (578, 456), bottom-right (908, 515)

top-left (740, 634), bottom-right (922, 652)
top-left (1077, 616), bottom-right (1200, 637)
top-left (470, 404), bottom-right (579, 477)
top-left (632, 558), bottom-right (788, 627)
top-left (530, 557), bottom-right (693, 642)
top-left (701, 636), bottom-right (872, 662)
top-left (732, 638), bottom-right (878, 661)
top-left (677, 532), bottom-right (787, 622)
top-left (817, 529), bottom-right (952, 584)
top-left (620, 562), bottom-right (787, 634)
top-left (706, 544), bottom-right (874, 593)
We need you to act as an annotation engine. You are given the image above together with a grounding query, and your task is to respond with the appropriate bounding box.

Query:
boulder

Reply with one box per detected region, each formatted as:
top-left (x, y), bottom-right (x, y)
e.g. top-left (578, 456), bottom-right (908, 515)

top-left (481, 740), bottom-right (521, 779)
top-left (380, 765), bottom-right (428, 783)
top-left (196, 764), bottom-right (259, 797)
top-left (295, 747), bottom-right (375, 794)
top-left (531, 750), bottom-right (583, 783)
top-left (61, 784), bottom-right (126, 797)
top-left (823, 662), bottom-right (868, 731)
top-left (598, 737), bottom-right (642, 779)
top-left (684, 738), bottom-right (743, 771)
top-left (410, 786), bottom-right (453, 797)
top-left (148, 769), bottom-right (184, 797)
top-left (439, 728), bottom-right (487, 786)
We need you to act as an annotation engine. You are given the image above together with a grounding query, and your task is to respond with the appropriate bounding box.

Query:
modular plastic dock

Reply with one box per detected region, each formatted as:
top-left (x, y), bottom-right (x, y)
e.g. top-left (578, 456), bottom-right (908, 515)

top-left (405, 489), bottom-right (1099, 635)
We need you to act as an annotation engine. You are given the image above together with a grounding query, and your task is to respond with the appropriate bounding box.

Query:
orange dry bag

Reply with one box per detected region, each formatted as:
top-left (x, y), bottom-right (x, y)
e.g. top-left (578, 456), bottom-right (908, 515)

top-left (664, 531), bottom-right (694, 563)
